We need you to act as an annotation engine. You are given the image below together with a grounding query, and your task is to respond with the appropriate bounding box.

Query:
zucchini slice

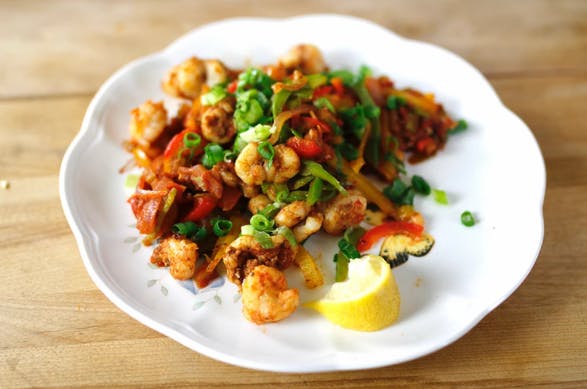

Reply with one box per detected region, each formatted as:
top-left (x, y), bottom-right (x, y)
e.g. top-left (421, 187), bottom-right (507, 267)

top-left (379, 233), bottom-right (435, 268)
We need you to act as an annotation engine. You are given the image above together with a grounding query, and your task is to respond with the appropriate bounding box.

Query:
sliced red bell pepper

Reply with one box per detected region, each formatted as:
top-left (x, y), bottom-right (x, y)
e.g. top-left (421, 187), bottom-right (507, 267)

top-left (183, 194), bottom-right (217, 222)
top-left (356, 221), bottom-right (424, 252)
top-left (313, 85), bottom-right (334, 99)
top-left (302, 117), bottom-right (332, 134)
top-left (286, 137), bottom-right (323, 159)
top-left (163, 129), bottom-right (206, 160)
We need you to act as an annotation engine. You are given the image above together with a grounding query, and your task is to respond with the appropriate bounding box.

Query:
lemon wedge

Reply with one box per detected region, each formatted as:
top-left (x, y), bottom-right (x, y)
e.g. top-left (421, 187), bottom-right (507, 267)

top-left (305, 254), bottom-right (400, 331)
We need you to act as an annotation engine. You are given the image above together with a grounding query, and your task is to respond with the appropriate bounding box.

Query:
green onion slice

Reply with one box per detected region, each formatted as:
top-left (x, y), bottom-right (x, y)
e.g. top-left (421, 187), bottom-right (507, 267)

top-left (275, 226), bottom-right (297, 247)
top-left (461, 211), bottom-right (475, 227)
top-left (240, 225), bottom-right (274, 248)
top-left (257, 141), bottom-right (275, 166)
top-left (250, 214), bottom-right (274, 232)
top-left (183, 132), bottom-right (201, 149)
top-left (172, 222), bottom-right (207, 242)
top-left (212, 217), bottom-right (233, 237)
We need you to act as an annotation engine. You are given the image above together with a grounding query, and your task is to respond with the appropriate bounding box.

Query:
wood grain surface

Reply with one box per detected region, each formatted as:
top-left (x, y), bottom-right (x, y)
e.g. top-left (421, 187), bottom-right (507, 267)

top-left (1, 0), bottom-right (586, 387)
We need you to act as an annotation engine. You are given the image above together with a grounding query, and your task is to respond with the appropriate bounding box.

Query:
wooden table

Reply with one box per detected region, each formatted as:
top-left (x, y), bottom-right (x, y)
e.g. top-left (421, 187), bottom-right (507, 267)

top-left (1, 1), bottom-right (586, 387)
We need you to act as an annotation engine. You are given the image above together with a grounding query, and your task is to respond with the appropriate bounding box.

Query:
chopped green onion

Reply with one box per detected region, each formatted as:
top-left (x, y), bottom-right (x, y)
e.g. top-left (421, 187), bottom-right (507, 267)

top-left (344, 226), bottom-right (366, 245)
top-left (285, 190), bottom-right (307, 202)
top-left (239, 124), bottom-right (273, 143)
top-left (240, 224), bottom-right (274, 248)
top-left (303, 161), bottom-right (347, 195)
top-left (125, 174), bottom-right (139, 189)
top-left (275, 226), bottom-right (297, 247)
top-left (334, 253), bottom-right (349, 282)
top-left (313, 97), bottom-right (335, 113)
top-left (433, 189), bottom-right (449, 205)
top-left (338, 142), bottom-right (359, 161)
top-left (272, 183), bottom-right (290, 203)
top-left (319, 185), bottom-right (338, 202)
top-left (212, 217), bottom-right (233, 237)
top-left (411, 175), bottom-right (431, 195)
top-left (201, 143), bottom-right (225, 169)
top-left (385, 152), bottom-right (407, 175)
top-left (250, 214), bottom-right (274, 232)
top-left (461, 211), bottom-right (475, 227)
top-left (338, 239), bottom-right (360, 259)
top-left (386, 95), bottom-right (407, 110)
top-left (383, 178), bottom-right (408, 202)
top-left (183, 132), bottom-right (201, 149)
top-left (223, 149), bottom-right (237, 162)
top-left (172, 221), bottom-right (207, 242)
top-left (449, 119), bottom-right (468, 135)
top-left (307, 177), bottom-right (323, 206)
top-left (333, 226), bottom-right (365, 281)
top-left (400, 187), bottom-right (416, 206)
top-left (259, 203), bottom-right (281, 219)
top-left (257, 141), bottom-right (275, 166)
top-left (201, 85), bottom-right (228, 106)
top-left (291, 175), bottom-right (314, 190)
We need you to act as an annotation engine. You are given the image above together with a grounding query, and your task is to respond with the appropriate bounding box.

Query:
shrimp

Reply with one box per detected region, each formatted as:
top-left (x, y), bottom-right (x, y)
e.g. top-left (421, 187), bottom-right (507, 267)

top-left (248, 194), bottom-right (271, 214)
top-left (150, 236), bottom-right (198, 280)
top-left (234, 142), bottom-right (267, 185)
top-left (293, 211), bottom-right (324, 242)
top-left (279, 44), bottom-right (326, 74)
top-left (241, 265), bottom-right (299, 324)
top-left (265, 144), bottom-right (301, 183)
top-left (201, 99), bottom-right (236, 144)
top-left (212, 161), bottom-right (240, 188)
top-left (222, 234), bottom-right (296, 286)
top-left (321, 189), bottom-right (367, 235)
top-left (129, 100), bottom-right (168, 149)
top-left (162, 57), bottom-right (229, 100)
top-left (274, 201), bottom-right (311, 228)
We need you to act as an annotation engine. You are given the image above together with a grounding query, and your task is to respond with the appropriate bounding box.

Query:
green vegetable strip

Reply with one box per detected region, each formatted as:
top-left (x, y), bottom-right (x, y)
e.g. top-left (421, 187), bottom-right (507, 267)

top-left (201, 85), bottom-right (228, 106)
top-left (334, 226), bottom-right (365, 281)
top-left (307, 177), bottom-right (323, 206)
top-left (352, 66), bottom-right (381, 167)
top-left (272, 89), bottom-right (291, 118)
top-left (338, 239), bottom-right (360, 259)
top-left (303, 161), bottom-right (347, 195)
top-left (433, 189), bottom-right (449, 205)
top-left (257, 141), bottom-right (275, 166)
top-left (334, 253), bottom-right (349, 283)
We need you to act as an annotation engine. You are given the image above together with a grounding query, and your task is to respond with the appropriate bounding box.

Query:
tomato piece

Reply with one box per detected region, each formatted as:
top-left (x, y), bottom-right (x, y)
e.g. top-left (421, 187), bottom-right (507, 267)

top-left (218, 185), bottom-right (242, 211)
top-left (183, 194), bottom-right (217, 222)
top-left (286, 137), bottom-right (323, 159)
top-left (356, 221), bottom-right (424, 252)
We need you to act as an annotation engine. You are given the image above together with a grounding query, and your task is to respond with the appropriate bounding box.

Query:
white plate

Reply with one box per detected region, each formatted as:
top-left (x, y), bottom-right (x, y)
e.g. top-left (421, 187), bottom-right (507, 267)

top-left (60, 14), bottom-right (545, 372)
